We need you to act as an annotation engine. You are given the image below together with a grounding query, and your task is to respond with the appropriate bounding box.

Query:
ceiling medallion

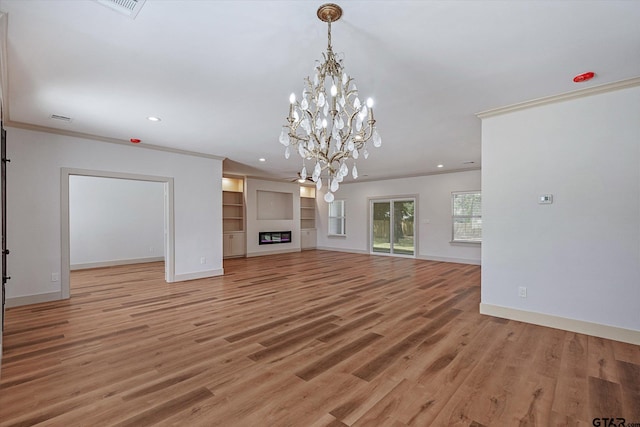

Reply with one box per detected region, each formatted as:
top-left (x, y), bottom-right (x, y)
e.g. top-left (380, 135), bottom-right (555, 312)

top-left (279, 3), bottom-right (381, 202)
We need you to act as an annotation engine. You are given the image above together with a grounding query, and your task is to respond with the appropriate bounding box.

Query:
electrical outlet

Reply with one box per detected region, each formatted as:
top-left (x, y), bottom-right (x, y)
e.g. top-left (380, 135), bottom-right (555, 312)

top-left (518, 286), bottom-right (527, 298)
top-left (51, 273), bottom-right (59, 282)
top-left (200, 257), bottom-right (206, 265)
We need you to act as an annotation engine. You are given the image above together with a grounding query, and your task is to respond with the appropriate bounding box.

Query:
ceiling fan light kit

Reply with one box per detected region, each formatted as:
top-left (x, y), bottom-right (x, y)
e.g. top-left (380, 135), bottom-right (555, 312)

top-left (279, 3), bottom-right (381, 203)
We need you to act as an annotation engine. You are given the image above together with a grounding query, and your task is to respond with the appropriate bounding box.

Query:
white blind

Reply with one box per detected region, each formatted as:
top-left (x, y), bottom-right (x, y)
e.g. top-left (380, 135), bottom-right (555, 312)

top-left (452, 192), bottom-right (481, 242)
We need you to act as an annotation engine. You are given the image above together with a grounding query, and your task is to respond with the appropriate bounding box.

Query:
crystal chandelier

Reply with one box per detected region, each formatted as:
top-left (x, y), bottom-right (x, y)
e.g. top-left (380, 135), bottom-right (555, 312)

top-left (279, 3), bottom-right (381, 203)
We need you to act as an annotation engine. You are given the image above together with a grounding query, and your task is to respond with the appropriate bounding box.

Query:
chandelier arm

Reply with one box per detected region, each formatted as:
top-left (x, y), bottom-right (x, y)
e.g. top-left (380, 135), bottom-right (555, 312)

top-left (329, 150), bottom-right (350, 165)
top-left (359, 122), bottom-right (375, 143)
top-left (343, 109), bottom-right (360, 138)
top-left (289, 133), bottom-right (309, 143)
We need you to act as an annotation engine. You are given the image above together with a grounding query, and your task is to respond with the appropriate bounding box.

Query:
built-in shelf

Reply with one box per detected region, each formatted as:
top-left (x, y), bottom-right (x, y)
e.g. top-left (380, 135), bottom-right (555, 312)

top-left (300, 192), bottom-right (316, 229)
top-left (222, 177), bottom-right (246, 257)
top-left (300, 186), bottom-right (317, 249)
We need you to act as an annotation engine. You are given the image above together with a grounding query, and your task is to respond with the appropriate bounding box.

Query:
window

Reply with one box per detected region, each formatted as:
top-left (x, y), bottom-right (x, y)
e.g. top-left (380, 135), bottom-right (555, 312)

top-left (452, 191), bottom-right (481, 243)
top-left (328, 200), bottom-right (346, 236)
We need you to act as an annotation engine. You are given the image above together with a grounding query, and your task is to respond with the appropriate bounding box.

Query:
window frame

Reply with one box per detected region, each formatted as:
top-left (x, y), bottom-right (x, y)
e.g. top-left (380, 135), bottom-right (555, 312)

top-left (451, 191), bottom-right (482, 244)
top-left (328, 199), bottom-right (346, 237)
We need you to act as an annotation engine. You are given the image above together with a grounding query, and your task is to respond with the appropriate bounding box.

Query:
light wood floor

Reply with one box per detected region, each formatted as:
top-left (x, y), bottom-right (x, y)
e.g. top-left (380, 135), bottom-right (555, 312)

top-left (1, 251), bottom-right (639, 426)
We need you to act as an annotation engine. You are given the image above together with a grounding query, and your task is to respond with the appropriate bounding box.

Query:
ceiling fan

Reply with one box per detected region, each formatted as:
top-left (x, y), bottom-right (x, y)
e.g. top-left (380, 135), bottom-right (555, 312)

top-left (288, 172), bottom-right (314, 183)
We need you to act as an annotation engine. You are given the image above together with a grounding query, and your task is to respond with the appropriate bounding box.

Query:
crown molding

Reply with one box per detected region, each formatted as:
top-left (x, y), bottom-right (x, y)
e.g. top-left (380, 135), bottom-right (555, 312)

top-left (476, 76), bottom-right (640, 119)
top-left (349, 166), bottom-right (482, 184)
top-left (4, 120), bottom-right (226, 161)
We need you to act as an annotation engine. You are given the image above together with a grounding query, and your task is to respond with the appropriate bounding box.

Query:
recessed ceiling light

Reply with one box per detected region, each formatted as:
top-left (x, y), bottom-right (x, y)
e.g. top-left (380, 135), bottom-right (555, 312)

top-left (437, 164), bottom-right (444, 168)
top-left (259, 158), bottom-right (266, 162)
top-left (147, 116), bottom-right (161, 122)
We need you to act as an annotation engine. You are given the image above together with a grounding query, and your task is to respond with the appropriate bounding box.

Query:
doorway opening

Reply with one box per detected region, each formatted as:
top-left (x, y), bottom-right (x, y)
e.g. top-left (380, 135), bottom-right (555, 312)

top-left (370, 198), bottom-right (416, 257)
top-left (60, 168), bottom-right (175, 299)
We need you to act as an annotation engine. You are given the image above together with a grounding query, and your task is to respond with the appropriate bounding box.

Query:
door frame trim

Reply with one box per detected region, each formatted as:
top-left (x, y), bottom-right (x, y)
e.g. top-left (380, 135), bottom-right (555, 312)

top-left (60, 168), bottom-right (175, 299)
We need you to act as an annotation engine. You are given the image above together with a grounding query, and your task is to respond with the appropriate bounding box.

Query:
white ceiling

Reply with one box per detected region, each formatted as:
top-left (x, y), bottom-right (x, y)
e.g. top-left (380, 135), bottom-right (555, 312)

top-left (1, 0), bottom-right (639, 182)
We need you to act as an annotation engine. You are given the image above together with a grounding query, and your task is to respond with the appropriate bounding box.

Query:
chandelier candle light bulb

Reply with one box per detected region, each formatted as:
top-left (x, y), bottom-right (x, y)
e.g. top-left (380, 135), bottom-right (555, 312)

top-left (280, 3), bottom-right (381, 203)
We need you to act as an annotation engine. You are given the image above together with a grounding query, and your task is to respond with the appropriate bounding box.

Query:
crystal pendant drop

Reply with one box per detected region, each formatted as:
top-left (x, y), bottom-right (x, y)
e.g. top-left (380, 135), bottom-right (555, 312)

top-left (339, 95), bottom-right (346, 108)
top-left (337, 116), bottom-right (344, 130)
top-left (318, 92), bottom-right (326, 107)
top-left (354, 97), bottom-right (361, 110)
top-left (353, 149), bottom-right (359, 159)
top-left (360, 105), bottom-right (368, 119)
top-left (373, 129), bottom-right (382, 147)
top-left (316, 177), bottom-right (322, 190)
top-left (363, 148), bottom-right (369, 159)
top-left (336, 173), bottom-right (343, 183)
top-left (285, 146), bottom-right (290, 159)
top-left (279, 128), bottom-right (289, 146)
top-left (355, 115), bottom-right (363, 132)
top-left (342, 72), bottom-right (348, 85)
top-left (320, 136), bottom-right (326, 150)
top-left (301, 97), bottom-right (309, 110)
top-left (300, 165), bottom-right (307, 180)
top-left (298, 143), bottom-right (306, 158)
top-left (330, 178), bottom-right (339, 192)
top-left (324, 191), bottom-right (334, 203)
top-left (340, 162), bottom-right (348, 177)
top-left (347, 139), bottom-right (355, 151)
top-left (315, 116), bottom-right (322, 129)
top-left (323, 102), bottom-right (329, 117)
top-left (301, 118), bottom-right (310, 135)
top-left (308, 139), bottom-right (315, 151)
top-left (352, 164), bottom-right (358, 179)
top-left (313, 73), bottom-right (319, 86)
top-left (313, 162), bottom-right (322, 179)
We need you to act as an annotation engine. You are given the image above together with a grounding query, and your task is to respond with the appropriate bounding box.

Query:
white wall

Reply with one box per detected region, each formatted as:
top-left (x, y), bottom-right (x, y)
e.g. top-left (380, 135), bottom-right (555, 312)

top-left (69, 175), bottom-right (165, 268)
top-left (481, 85), bottom-right (640, 339)
top-left (7, 127), bottom-right (223, 303)
top-left (246, 178), bottom-right (300, 256)
top-left (316, 170), bottom-right (482, 264)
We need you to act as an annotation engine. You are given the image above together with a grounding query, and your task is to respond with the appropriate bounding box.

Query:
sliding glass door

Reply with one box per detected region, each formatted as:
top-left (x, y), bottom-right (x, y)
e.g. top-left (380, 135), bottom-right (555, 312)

top-left (371, 198), bottom-right (415, 256)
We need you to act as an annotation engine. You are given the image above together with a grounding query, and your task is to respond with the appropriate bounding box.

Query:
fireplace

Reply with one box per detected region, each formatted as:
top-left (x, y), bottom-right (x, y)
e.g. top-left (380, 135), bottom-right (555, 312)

top-left (258, 231), bottom-right (292, 245)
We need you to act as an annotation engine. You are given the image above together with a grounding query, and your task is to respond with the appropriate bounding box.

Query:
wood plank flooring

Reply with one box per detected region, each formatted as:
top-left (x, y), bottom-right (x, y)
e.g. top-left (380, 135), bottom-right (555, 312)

top-left (1, 250), bottom-right (639, 426)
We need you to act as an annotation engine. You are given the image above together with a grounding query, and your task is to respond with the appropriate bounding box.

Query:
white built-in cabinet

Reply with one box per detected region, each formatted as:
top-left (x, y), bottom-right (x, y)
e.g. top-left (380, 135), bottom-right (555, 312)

top-left (300, 186), bottom-right (317, 249)
top-left (223, 177), bottom-right (246, 258)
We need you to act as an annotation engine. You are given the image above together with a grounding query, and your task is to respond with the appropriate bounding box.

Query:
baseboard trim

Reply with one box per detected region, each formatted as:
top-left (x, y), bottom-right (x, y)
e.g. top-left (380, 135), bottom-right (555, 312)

top-left (315, 246), bottom-right (369, 255)
top-left (6, 291), bottom-right (61, 308)
top-left (246, 248), bottom-right (301, 257)
top-left (417, 255), bottom-right (481, 265)
top-left (71, 257), bottom-right (165, 270)
top-left (315, 247), bottom-right (481, 264)
top-left (172, 268), bottom-right (224, 282)
top-left (480, 303), bottom-right (640, 345)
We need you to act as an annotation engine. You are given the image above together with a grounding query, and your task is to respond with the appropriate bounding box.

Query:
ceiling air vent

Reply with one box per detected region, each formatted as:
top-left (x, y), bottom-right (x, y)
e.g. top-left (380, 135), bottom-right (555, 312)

top-left (95, 0), bottom-right (147, 19)
top-left (50, 114), bottom-right (72, 122)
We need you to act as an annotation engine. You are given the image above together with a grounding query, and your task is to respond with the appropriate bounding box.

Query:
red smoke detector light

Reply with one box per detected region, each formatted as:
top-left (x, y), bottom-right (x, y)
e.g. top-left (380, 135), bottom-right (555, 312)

top-left (573, 71), bottom-right (595, 83)
top-left (130, 138), bottom-right (141, 144)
